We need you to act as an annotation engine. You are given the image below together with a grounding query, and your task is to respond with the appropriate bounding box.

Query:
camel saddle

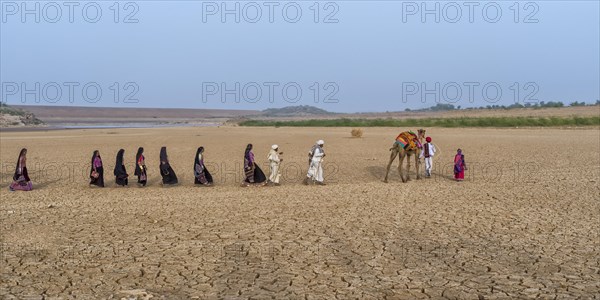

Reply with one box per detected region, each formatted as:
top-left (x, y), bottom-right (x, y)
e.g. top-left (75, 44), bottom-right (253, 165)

top-left (395, 131), bottom-right (422, 150)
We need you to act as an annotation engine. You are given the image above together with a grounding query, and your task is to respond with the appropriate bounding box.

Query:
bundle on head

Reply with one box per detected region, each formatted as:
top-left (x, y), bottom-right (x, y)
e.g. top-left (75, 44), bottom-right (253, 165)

top-left (351, 128), bottom-right (363, 138)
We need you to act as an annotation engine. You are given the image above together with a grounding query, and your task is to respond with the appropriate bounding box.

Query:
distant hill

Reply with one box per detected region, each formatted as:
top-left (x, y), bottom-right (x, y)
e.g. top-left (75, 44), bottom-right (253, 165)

top-left (261, 105), bottom-right (333, 117)
top-left (0, 103), bottom-right (44, 127)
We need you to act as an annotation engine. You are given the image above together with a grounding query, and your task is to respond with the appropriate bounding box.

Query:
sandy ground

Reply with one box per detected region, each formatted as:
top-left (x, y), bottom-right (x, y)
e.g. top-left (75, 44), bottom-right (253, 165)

top-left (0, 126), bottom-right (598, 299)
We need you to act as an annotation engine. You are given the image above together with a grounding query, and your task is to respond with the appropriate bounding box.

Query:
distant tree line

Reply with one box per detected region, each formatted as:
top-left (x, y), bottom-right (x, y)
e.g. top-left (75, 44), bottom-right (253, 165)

top-left (405, 101), bottom-right (600, 112)
top-left (240, 116), bottom-right (600, 128)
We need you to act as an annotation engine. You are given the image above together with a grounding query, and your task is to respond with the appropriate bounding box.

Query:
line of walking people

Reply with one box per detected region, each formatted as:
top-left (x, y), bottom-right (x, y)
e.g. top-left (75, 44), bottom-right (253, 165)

top-left (8, 140), bottom-right (327, 191)
top-left (90, 146), bottom-right (209, 188)
top-left (242, 139), bottom-right (326, 187)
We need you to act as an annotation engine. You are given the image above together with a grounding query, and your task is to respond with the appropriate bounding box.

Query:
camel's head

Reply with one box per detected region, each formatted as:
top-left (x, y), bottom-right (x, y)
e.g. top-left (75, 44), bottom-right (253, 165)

top-left (417, 128), bottom-right (426, 139)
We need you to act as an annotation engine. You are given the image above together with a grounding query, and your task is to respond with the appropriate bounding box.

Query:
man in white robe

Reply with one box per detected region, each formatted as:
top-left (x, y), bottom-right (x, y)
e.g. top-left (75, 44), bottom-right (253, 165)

top-left (267, 144), bottom-right (282, 185)
top-left (419, 136), bottom-right (436, 177)
top-left (305, 140), bottom-right (325, 185)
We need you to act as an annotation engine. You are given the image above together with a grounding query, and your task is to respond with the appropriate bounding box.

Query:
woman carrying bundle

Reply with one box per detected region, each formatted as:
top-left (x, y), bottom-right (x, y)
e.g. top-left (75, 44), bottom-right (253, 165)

top-left (89, 150), bottom-right (104, 187)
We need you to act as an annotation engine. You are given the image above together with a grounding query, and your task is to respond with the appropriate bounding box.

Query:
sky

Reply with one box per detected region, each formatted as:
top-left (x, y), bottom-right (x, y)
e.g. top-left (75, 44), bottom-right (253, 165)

top-left (1, 0), bottom-right (599, 113)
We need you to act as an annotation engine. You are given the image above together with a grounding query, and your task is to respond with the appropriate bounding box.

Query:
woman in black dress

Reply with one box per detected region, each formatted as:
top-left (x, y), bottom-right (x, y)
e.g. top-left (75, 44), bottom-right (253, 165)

top-left (134, 147), bottom-right (147, 186)
top-left (242, 143), bottom-right (266, 186)
top-left (194, 146), bottom-right (213, 186)
top-left (159, 147), bottom-right (178, 185)
top-left (89, 150), bottom-right (104, 187)
top-left (9, 148), bottom-right (33, 191)
top-left (114, 149), bottom-right (129, 186)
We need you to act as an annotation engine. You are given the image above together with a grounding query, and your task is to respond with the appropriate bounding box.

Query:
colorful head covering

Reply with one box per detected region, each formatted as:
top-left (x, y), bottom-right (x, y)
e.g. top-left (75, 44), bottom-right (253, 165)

top-left (426, 137), bottom-right (432, 143)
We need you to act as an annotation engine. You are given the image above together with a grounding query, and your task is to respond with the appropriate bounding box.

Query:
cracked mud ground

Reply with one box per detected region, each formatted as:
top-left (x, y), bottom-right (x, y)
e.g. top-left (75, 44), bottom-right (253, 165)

top-left (1, 127), bottom-right (598, 299)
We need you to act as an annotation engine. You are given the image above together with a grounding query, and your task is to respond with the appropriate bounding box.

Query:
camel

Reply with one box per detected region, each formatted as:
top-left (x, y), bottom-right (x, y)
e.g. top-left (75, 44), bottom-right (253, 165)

top-left (383, 129), bottom-right (426, 183)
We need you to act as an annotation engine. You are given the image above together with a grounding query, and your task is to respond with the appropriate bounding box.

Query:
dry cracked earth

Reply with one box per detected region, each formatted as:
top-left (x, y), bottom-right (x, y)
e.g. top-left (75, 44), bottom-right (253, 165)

top-left (0, 127), bottom-right (598, 299)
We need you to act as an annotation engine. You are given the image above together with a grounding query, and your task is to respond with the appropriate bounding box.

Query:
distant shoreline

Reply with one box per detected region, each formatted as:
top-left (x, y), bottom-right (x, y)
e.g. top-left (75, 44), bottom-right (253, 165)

top-left (0, 122), bottom-right (221, 132)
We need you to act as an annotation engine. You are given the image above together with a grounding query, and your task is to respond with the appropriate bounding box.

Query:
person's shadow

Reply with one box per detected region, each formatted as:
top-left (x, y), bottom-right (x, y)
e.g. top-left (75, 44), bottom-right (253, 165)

top-left (34, 178), bottom-right (61, 189)
top-left (366, 166), bottom-right (388, 181)
top-left (0, 171), bottom-right (14, 186)
top-left (366, 165), bottom-right (419, 182)
top-left (367, 162), bottom-right (458, 183)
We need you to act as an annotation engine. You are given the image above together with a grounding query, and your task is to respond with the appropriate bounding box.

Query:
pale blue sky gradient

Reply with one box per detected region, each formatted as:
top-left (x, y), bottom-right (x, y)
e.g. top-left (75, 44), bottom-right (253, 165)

top-left (1, 1), bottom-right (599, 113)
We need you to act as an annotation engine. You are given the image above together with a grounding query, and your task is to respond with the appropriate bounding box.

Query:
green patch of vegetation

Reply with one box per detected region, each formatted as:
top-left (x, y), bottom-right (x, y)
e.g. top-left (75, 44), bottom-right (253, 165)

top-left (406, 101), bottom-right (599, 112)
top-left (239, 116), bottom-right (600, 128)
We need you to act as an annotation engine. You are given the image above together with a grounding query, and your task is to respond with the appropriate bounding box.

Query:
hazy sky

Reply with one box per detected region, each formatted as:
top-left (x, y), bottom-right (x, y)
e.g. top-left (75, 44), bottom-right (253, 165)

top-left (1, 1), bottom-right (599, 113)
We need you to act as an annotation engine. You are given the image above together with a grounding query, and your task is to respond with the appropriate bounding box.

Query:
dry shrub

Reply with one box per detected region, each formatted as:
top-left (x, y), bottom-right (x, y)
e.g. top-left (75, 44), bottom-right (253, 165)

top-left (351, 128), bottom-right (363, 138)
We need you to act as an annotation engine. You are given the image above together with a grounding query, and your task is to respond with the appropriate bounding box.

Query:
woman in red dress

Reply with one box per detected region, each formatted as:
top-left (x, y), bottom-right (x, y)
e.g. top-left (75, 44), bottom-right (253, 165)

top-left (454, 149), bottom-right (467, 181)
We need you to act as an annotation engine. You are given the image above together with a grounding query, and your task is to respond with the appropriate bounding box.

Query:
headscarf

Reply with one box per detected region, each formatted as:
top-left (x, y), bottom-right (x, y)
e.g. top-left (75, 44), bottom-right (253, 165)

top-left (244, 144), bottom-right (254, 168)
top-left (194, 147), bottom-right (204, 167)
top-left (91, 150), bottom-right (100, 166)
top-left (136, 147), bottom-right (144, 164)
top-left (160, 147), bottom-right (169, 164)
top-left (454, 149), bottom-right (464, 173)
top-left (244, 144), bottom-right (253, 159)
top-left (90, 150), bottom-right (101, 172)
top-left (426, 137), bottom-right (432, 143)
top-left (13, 148), bottom-right (27, 180)
top-left (114, 149), bottom-right (125, 176)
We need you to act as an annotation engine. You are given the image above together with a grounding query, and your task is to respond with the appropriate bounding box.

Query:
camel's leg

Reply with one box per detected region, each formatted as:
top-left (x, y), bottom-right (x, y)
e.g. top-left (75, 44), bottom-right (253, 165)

top-left (384, 147), bottom-right (398, 183)
top-left (415, 151), bottom-right (421, 180)
top-left (399, 151), bottom-right (407, 183)
top-left (406, 152), bottom-right (412, 181)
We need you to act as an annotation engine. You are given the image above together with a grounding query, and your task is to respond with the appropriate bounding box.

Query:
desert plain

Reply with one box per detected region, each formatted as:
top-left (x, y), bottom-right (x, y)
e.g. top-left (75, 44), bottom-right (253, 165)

top-left (0, 126), bottom-right (598, 299)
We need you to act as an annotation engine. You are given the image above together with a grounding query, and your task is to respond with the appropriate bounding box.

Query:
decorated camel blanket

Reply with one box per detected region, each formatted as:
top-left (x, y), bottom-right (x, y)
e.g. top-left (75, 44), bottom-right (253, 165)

top-left (395, 131), bottom-right (422, 150)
